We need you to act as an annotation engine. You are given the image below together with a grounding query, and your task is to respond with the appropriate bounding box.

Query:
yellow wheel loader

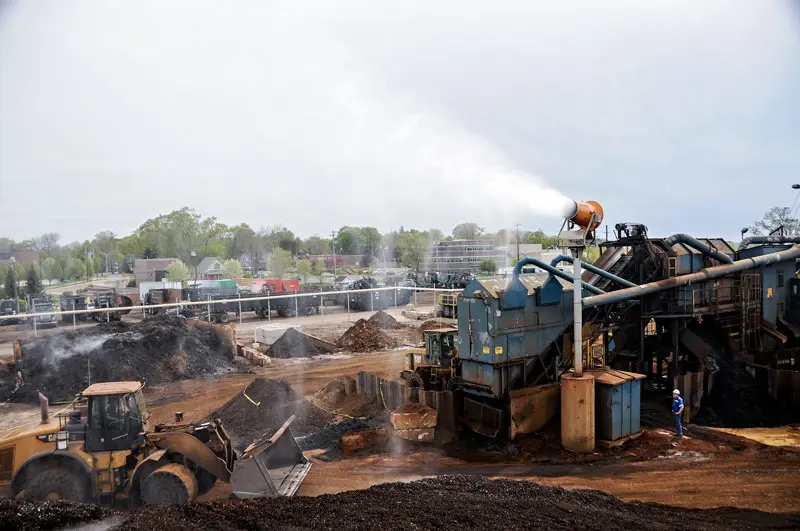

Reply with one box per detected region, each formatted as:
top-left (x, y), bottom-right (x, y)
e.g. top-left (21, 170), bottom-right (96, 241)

top-left (0, 381), bottom-right (310, 505)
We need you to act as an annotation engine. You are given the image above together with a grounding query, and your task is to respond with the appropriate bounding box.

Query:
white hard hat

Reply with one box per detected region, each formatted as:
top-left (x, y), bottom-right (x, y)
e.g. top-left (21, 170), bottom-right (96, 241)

top-left (672, 389), bottom-right (680, 395)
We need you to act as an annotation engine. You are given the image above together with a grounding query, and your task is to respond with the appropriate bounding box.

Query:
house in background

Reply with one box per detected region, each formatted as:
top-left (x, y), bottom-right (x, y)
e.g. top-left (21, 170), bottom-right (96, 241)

top-left (197, 257), bottom-right (223, 280)
top-left (134, 258), bottom-right (178, 284)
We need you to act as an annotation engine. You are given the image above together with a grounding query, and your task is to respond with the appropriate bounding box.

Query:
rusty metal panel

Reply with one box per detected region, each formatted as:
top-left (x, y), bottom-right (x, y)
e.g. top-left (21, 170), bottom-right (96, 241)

top-left (508, 383), bottom-right (560, 439)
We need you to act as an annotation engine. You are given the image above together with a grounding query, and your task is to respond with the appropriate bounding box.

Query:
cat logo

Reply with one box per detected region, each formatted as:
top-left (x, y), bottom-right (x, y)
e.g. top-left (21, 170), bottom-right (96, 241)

top-left (36, 433), bottom-right (57, 443)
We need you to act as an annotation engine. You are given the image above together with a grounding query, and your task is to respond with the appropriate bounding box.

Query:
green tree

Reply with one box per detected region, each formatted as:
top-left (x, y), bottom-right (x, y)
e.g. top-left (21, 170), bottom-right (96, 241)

top-left (4, 268), bottom-right (16, 298)
top-left (66, 258), bottom-right (85, 279)
top-left (311, 258), bottom-right (325, 280)
top-left (452, 222), bottom-right (485, 240)
top-left (85, 257), bottom-right (95, 279)
top-left (166, 260), bottom-right (191, 283)
top-left (524, 229), bottom-right (558, 249)
top-left (221, 224), bottom-right (255, 259)
top-left (750, 206), bottom-right (800, 236)
top-left (221, 259), bottom-right (244, 279)
top-left (137, 207), bottom-right (225, 262)
top-left (269, 249), bottom-right (292, 278)
top-left (303, 235), bottom-right (330, 255)
top-left (41, 257), bottom-right (61, 284)
top-left (397, 230), bottom-right (429, 272)
top-left (26, 265), bottom-right (42, 295)
top-left (428, 228), bottom-right (445, 242)
top-left (479, 258), bottom-right (498, 274)
top-left (33, 233), bottom-right (61, 255)
top-left (296, 259), bottom-right (312, 282)
top-left (15, 263), bottom-right (25, 280)
top-left (336, 226), bottom-right (363, 255)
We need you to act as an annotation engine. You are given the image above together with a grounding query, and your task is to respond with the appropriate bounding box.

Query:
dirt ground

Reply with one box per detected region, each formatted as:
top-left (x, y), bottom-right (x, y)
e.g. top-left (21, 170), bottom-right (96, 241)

top-left (2, 312), bottom-right (799, 516)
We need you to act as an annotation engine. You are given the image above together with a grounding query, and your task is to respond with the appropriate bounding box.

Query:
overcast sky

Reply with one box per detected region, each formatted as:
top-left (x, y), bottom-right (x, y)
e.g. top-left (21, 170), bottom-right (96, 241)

top-left (0, 0), bottom-right (798, 244)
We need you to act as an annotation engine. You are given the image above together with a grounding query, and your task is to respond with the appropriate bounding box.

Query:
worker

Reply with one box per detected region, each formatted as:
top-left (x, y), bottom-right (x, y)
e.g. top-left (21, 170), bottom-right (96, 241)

top-left (672, 389), bottom-right (685, 438)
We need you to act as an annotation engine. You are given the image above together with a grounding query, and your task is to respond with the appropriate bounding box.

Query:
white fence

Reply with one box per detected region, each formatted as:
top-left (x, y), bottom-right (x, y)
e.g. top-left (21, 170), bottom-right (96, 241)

top-left (0, 286), bottom-right (461, 332)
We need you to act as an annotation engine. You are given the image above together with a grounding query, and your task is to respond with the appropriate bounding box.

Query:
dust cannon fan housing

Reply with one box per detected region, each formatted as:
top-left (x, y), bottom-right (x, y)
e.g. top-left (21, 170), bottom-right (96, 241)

top-left (564, 200), bottom-right (604, 231)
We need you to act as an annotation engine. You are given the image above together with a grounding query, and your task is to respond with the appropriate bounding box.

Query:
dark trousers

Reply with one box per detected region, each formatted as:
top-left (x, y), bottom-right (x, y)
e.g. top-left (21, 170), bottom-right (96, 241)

top-left (674, 413), bottom-right (683, 437)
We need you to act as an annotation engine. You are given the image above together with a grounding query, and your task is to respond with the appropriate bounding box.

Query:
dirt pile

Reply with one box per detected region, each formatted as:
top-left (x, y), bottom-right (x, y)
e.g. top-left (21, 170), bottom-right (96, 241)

top-left (420, 319), bottom-right (450, 331)
top-left (336, 319), bottom-right (394, 352)
top-left (9, 316), bottom-right (236, 403)
top-left (314, 377), bottom-right (381, 418)
top-left (265, 328), bottom-right (320, 359)
top-left (15, 476), bottom-right (796, 531)
top-left (212, 378), bottom-right (334, 450)
top-left (694, 353), bottom-right (800, 428)
top-left (367, 310), bottom-right (403, 329)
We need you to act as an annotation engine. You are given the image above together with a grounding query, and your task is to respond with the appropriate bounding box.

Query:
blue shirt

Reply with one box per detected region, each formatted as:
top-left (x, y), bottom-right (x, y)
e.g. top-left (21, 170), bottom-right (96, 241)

top-left (672, 396), bottom-right (684, 414)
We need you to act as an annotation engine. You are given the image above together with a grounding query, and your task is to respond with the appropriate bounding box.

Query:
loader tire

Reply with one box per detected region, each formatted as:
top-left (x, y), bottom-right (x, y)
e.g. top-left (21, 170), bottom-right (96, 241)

top-left (23, 467), bottom-right (89, 502)
top-left (141, 463), bottom-right (198, 505)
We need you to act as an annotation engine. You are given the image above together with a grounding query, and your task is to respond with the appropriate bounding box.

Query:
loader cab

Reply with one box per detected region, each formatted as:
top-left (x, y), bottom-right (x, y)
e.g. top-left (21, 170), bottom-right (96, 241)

top-left (423, 328), bottom-right (458, 368)
top-left (81, 382), bottom-right (150, 452)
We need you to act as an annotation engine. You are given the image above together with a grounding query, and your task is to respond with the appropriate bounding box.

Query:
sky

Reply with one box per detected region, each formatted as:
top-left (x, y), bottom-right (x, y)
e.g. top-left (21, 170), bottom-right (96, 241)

top-left (0, 0), bottom-right (798, 244)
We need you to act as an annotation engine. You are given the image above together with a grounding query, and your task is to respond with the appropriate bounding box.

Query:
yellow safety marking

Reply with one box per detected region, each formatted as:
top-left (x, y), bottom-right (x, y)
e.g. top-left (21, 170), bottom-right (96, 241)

top-left (482, 346), bottom-right (490, 354)
top-left (494, 346), bottom-right (503, 355)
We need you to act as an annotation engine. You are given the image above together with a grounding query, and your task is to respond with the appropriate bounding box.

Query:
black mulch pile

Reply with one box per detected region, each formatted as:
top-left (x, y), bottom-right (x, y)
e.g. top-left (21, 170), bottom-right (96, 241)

top-left (265, 328), bottom-right (321, 359)
top-left (8, 316), bottom-right (236, 403)
top-left (298, 418), bottom-right (384, 451)
top-left (6, 476), bottom-right (797, 531)
top-left (211, 378), bottom-right (334, 450)
top-left (693, 353), bottom-right (800, 428)
top-left (0, 498), bottom-right (110, 531)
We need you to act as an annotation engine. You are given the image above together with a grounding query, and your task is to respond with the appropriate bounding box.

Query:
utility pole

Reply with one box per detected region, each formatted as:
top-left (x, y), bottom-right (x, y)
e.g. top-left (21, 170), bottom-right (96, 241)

top-left (515, 223), bottom-right (522, 262)
top-left (330, 230), bottom-right (337, 280)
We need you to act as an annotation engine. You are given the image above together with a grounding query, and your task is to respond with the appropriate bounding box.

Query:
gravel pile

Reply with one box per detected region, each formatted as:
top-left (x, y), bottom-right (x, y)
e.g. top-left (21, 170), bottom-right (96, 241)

top-left (367, 310), bottom-right (403, 329)
top-left (9, 316), bottom-right (236, 403)
top-left (265, 328), bottom-right (320, 359)
top-left (212, 378), bottom-right (334, 450)
top-left (8, 476), bottom-right (796, 530)
top-left (336, 319), bottom-right (394, 352)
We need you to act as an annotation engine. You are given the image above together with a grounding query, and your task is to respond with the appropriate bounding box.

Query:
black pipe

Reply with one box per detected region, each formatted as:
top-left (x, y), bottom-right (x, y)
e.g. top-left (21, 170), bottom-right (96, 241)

top-left (739, 236), bottom-right (800, 250)
top-left (583, 244), bottom-right (800, 308)
top-left (549, 255), bottom-right (636, 288)
top-left (511, 257), bottom-right (605, 295)
top-left (663, 233), bottom-right (733, 264)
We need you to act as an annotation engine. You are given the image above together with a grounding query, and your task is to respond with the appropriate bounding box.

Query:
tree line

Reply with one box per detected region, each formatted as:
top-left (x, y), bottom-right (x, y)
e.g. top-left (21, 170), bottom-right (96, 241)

top-left (1, 205), bottom-right (789, 296)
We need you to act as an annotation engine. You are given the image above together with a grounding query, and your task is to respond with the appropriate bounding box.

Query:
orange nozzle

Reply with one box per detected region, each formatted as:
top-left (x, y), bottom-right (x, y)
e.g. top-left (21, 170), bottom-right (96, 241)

top-left (567, 200), bottom-right (604, 231)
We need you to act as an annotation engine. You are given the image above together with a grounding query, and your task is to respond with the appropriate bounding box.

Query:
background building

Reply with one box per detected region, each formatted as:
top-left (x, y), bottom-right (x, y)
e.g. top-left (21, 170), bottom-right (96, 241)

top-left (426, 239), bottom-right (508, 275)
top-left (134, 258), bottom-right (177, 284)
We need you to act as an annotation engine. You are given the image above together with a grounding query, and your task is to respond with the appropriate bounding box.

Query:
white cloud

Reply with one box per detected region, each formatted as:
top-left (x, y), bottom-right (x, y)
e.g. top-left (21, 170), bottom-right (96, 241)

top-left (0, 0), bottom-right (797, 242)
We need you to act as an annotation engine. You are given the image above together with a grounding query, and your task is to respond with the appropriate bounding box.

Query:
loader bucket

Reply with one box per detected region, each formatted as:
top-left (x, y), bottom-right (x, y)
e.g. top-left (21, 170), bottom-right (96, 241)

top-left (229, 415), bottom-right (311, 499)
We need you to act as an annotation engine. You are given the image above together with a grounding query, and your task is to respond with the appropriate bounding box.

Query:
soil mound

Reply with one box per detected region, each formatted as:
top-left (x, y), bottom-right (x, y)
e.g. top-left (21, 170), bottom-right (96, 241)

top-left (336, 319), bottom-right (394, 352)
top-left (314, 377), bottom-right (381, 418)
top-left (420, 319), bottom-right (450, 331)
top-left (23, 476), bottom-right (796, 531)
top-left (367, 310), bottom-right (402, 329)
top-left (694, 353), bottom-right (800, 428)
top-left (9, 316), bottom-right (236, 403)
top-left (212, 378), bottom-right (334, 450)
top-left (265, 328), bottom-right (320, 359)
